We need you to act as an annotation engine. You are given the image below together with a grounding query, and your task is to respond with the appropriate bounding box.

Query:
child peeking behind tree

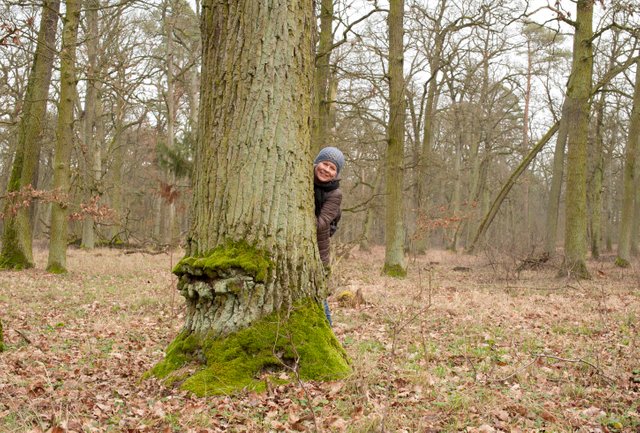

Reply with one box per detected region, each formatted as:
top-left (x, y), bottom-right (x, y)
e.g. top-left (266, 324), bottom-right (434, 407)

top-left (313, 146), bottom-right (345, 326)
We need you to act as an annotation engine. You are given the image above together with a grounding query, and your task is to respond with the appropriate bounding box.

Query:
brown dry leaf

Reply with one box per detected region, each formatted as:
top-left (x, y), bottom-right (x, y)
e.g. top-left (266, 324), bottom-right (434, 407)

top-left (493, 409), bottom-right (510, 422)
top-left (327, 416), bottom-right (348, 431)
top-left (289, 419), bottom-right (309, 432)
top-left (540, 409), bottom-right (557, 422)
top-left (328, 381), bottom-right (344, 396)
top-left (287, 408), bottom-right (301, 424)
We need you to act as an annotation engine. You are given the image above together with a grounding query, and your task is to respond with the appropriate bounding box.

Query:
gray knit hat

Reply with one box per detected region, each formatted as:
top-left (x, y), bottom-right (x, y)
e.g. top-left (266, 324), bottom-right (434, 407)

top-left (314, 147), bottom-right (345, 174)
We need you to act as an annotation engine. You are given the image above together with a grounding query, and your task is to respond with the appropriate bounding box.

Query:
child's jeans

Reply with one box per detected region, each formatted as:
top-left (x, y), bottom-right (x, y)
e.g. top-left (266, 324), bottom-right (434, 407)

top-left (323, 299), bottom-right (332, 327)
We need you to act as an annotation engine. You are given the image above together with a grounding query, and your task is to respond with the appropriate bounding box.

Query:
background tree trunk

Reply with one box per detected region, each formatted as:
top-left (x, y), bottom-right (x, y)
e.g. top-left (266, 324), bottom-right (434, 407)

top-left (81, 0), bottom-right (101, 249)
top-left (47, 0), bottom-right (81, 273)
top-left (615, 56), bottom-right (640, 267)
top-left (383, 0), bottom-right (406, 277)
top-left (561, 0), bottom-right (593, 278)
top-left (311, 0), bottom-right (334, 154)
top-left (588, 92), bottom-right (605, 259)
top-left (0, 0), bottom-right (60, 269)
top-left (544, 100), bottom-right (569, 256)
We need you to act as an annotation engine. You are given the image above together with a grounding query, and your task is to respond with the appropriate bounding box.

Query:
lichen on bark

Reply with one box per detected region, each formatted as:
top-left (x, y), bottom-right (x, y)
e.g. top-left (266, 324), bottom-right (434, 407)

top-left (147, 299), bottom-right (350, 396)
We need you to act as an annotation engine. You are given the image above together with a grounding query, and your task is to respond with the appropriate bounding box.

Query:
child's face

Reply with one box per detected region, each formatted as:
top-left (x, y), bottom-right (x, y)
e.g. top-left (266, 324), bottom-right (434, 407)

top-left (315, 160), bottom-right (338, 183)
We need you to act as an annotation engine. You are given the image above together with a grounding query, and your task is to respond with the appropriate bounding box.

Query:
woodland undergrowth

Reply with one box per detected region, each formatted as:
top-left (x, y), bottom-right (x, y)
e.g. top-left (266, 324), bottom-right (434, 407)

top-left (0, 246), bottom-right (639, 432)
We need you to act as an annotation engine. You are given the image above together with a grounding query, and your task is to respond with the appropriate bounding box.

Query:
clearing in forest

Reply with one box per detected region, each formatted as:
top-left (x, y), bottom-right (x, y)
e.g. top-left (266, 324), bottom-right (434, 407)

top-left (0, 246), bottom-right (638, 432)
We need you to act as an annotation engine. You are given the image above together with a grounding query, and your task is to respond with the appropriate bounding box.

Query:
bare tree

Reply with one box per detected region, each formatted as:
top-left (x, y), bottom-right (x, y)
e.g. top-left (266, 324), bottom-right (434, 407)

top-left (383, 0), bottom-right (407, 276)
top-left (0, 0), bottom-right (60, 269)
top-left (47, 0), bottom-right (81, 273)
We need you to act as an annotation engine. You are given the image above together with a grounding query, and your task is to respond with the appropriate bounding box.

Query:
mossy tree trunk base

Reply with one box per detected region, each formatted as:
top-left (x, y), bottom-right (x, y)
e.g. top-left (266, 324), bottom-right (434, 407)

top-left (557, 259), bottom-right (591, 279)
top-left (147, 299), bottom-right (350, 396)
top-left (0, 226), bottom-right (35, 270)
top-left (382, 263), bottom-right (407, 278)
top-left (614, 257), bottom-right (630, 268)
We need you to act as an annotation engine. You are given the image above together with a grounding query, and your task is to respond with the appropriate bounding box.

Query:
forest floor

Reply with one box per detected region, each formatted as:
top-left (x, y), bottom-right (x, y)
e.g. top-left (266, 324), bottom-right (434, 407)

top-left (0, 245), bottom-right (639, 433)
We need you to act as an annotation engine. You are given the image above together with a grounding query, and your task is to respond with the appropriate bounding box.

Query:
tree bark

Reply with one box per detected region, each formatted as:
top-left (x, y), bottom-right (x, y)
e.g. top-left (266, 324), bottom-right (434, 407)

top-left (47, 0), bottom-right (81, 273)
top-left (615, 56), bottom-right (640, 267)
top-left (149, 0), bottom-right (349, 396)
top-left (560, 0), bottom-right (593, 279)
top-left (383, 0), bottom-right (407, 277)
top-left (0, 0), bottom-right (60, 269)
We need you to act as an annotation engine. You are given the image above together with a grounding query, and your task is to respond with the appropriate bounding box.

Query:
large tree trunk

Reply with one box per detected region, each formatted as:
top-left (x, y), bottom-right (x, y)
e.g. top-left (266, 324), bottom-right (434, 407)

top-left (383, 0), bottom-right (407, 277)
top-left (0, 0), bottom-right (60, 269)
top-left (615, 56), bottom-right (640, 267)
top-left (149, 0), bottom-right (349, 396)
top-left (560, 0), bottom-right (593, 279)
top-left (47, 0), bottom-right (81, 273)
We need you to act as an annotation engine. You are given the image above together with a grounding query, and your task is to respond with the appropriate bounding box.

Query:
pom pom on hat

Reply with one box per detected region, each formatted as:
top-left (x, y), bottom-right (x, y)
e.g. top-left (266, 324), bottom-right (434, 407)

top-left (314, 147), bottom-right (345, 174)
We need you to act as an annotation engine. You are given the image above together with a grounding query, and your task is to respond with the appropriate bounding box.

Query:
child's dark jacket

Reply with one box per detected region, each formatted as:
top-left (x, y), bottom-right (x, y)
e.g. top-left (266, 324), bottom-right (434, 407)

top-left (314, 178), bottom-right (342, 265)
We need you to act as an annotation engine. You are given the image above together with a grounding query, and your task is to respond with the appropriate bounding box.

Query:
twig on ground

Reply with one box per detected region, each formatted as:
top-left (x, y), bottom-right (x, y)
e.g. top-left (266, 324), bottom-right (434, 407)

top-left (535, 354), bottom-right (615, 385)
top-left (15, 329), bottom-right (32, 344)
top-left (490, 353), bottom-right (615, 386)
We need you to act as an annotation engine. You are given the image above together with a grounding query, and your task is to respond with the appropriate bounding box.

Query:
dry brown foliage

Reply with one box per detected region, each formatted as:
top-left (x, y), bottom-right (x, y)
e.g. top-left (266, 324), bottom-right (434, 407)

top-left (0, 246), bottom-right (639, 432)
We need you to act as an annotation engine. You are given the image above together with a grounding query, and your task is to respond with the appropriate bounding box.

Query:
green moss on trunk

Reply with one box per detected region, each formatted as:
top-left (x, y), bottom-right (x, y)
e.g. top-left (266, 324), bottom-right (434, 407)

top-left (146, 299), bottom-right (350, 396)
top-left (0, 319), bottom-right (4, 352)
top-left (174, 241), bottom-right (272, 283)
top-left (614, 257), bottom-right (630, 268)
top-left (0, 234), bottom-right (34, 270)
top-left (46, 263), bottom-right (68, 274)
top-left (382, 263), bottom-right (407, 278)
